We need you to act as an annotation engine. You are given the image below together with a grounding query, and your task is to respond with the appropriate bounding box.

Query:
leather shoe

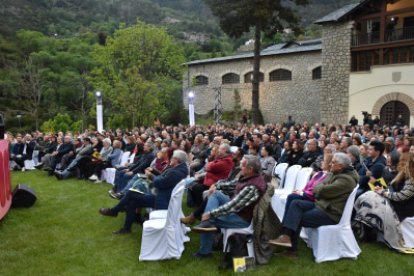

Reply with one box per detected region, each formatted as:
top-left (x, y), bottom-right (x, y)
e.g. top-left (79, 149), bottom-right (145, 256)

top-left (54, 171), bottom-right (63, 180)
top-left (180, 214), bottom-right (196, 225)
top-left (112, 228), bottom-right (131, 235)
top-left (192, 221), bottom-right (217, 233)
top-left (268, 234), bottom-right (292, 248)
top-left (99, 208), bottom-right (117, 217)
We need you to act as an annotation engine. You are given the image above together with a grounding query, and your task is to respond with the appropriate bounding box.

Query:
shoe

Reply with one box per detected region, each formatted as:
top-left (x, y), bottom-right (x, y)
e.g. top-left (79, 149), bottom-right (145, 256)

top-left (192, 252), bottom-right (212, 258)
top-left (21, 167), bottom-right (26, 172)
top-left (35, 163), bottom-right (43, 169)
top-left (108, 189), bottom-right (115, 197)
top-left (94, 179), bottom-right (102, 184)
top-left (108, 190), bottom-right (117, 199)
top-left (180, 214), bottom-right (196, 225)
top-left (192, 221), bottom-right (218, 233)
top-left (268, 234), bottom-right (292, 248)
top-left (54, 171), bottom-right (63, 180)
top-left (112, 228), bottom-right (131, 235)
top-left (99, 208), bottom-right (118, 217)
top-left (89, 174), bottom-right (98, 181)
top-left (108, 190), bottom-right (123, 200)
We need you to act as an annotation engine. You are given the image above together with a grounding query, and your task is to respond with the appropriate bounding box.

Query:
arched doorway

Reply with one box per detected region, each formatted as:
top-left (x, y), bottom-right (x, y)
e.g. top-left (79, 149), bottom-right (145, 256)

top-left (380, 101), bottom-right (410, 126)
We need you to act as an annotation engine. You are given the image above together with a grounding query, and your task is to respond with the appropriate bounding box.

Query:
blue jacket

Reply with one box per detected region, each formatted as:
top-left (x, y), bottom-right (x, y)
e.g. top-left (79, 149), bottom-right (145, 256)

top-left (358, 155), bottom-right (386, 190)
top-left (153, 162), bottom-right (188, 209)
top-left (12, 142), bottom-right (24, 156)
top-left (107, 148), bottom-right (123, 167)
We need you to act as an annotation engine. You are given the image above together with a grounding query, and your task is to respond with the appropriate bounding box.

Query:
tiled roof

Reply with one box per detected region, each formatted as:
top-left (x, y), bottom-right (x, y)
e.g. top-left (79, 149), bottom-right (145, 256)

top-left (186, 39), bottom-right (322, 66)
top-left (314, 2), bottom-right (362, 24)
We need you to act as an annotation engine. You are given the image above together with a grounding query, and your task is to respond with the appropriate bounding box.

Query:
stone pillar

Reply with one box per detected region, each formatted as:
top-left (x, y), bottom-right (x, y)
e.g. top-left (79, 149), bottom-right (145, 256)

top-left (320, 21), bottom-right (353, 125)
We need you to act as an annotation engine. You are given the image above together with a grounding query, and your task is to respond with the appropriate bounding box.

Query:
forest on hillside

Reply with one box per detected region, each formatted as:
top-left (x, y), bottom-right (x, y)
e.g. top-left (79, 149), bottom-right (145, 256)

top-left (0, 0), bottom-right (358, 131)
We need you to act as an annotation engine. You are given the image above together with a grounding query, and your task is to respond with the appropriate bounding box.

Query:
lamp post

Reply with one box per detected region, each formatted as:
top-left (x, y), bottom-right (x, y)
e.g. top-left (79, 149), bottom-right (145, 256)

top-left (95, 91), bottom-right (103, 132)
top-left (188, 91), bottom-right (195, 126)
top-left (16, 112), bottom-right (22, 129)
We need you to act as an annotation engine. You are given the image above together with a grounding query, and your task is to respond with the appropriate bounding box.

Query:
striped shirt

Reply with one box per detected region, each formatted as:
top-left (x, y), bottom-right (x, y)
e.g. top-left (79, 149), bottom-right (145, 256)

top-left (209, 179), bottom-right (260, 217)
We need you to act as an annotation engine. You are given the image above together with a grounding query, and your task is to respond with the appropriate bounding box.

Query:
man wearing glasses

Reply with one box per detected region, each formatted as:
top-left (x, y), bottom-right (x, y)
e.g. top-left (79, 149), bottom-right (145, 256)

top-left (269, 152), bottom-right (358, 256)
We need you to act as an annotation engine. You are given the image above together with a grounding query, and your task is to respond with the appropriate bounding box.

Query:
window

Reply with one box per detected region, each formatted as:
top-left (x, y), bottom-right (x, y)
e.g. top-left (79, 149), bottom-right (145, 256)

top-left (269, 69), bottom-right (292, 81)
top-left (312, 66), bottom-right (322, 80)
top-left (222, 73), bottom-right (240, 84)
top-left (244, 72), bottom-right (264, 83)
top-left (194, 75), bottom-right (208, 85)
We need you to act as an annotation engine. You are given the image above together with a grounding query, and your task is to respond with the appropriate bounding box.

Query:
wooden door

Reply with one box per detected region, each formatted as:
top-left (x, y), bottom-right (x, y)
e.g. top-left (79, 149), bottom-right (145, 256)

top-left (380, 100), bottom-right (410, 126)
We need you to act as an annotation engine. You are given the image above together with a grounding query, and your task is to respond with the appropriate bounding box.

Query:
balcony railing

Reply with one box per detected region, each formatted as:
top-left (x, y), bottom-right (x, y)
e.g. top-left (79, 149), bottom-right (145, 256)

top-left (352, 27), bottom-right (414, 46)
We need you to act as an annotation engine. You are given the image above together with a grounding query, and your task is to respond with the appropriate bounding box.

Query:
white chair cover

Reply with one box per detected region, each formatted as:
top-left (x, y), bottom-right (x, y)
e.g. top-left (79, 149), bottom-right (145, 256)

top-left (24, 159), bottom-right (35, 170)
top-left (303, 186), bottom-right (361, 263)
top-left (139, 180), bottom-right (186, 261)
top-left (271, 165), bottom-right (302, 221)
top-left (400, 217), bottom-right (414, 248)
top-left (128, 153), bottom-right (135, 164)
top-left (273, 163), bottom-right (288, 188)
top-left (148, 180), bottom-right (190, 242)
top-left (294, 167), bottom-right (313, 191)
top-left (221, 224), bottom-right (254, 257)
top-left (102, 151), bottom-right (131, 184)
top-left (32, 150), bottom-right (40, 166)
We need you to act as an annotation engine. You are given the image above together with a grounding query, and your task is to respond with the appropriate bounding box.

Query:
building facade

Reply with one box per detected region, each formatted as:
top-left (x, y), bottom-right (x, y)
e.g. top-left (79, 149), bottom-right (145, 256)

top-left (183, 0), bottom-right (414, 127)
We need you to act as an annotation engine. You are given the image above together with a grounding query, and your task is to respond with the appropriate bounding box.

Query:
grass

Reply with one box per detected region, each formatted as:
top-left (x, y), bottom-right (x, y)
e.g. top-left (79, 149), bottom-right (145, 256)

top-left (0, 170), bottom-right (413, 276)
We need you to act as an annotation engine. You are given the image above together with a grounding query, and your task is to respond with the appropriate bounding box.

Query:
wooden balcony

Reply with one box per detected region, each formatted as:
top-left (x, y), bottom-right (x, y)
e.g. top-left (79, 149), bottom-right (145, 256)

top-left (352, 26), bottom-right (414, 47)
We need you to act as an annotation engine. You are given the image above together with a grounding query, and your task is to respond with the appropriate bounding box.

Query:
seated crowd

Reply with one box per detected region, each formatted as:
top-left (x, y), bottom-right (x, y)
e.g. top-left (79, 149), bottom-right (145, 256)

top-left (5, 119), bottom-right (414, 260)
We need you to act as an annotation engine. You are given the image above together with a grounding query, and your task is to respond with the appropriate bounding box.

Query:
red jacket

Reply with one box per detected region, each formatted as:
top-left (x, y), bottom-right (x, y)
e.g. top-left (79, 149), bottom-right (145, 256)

top-left (203, 154), bottom-right (234, 187)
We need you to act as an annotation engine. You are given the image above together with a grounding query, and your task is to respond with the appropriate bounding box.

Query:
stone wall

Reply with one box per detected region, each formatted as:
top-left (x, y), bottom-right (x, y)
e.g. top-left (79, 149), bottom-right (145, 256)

top-left (319, 21), bottom-right (353, 125)
top-left (183, 51), bottom-right (322, 124)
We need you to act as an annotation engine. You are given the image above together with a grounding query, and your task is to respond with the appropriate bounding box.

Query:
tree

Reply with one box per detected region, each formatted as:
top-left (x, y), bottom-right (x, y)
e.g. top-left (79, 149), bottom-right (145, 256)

top-left (204, 0), bottom-right (308, 124)
top-left (90, 21), bottom-right (185, 128)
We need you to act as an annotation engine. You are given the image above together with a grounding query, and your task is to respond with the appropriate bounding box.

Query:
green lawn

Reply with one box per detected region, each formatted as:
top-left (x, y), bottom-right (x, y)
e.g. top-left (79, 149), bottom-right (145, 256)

top-left (0, 170), bottom-right (412, 276)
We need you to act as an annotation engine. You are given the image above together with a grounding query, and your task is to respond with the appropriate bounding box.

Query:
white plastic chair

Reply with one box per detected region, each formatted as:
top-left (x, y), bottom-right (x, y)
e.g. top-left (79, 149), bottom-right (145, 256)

top-left (148, 180), bottom-right (190, 242)
top-left (271, 165), bottom-right (302, 221)
top-left (273, 163), bottom-right (288, 188)
top-left (139, 182), bottom-right (186, 261)
top-left (400, 217), bottom-right (414, 248)
top-left (303, 185), bottom-right (361, 263)
top-left (221, 224), bottom-right (254, 258)
top-left (102, 151), bottom-right (131, 184)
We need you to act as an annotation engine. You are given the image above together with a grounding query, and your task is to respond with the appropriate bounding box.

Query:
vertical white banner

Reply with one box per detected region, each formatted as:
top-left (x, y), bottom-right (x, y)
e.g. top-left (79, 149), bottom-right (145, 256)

top-left (97, 104), bottom-right (103, 132)
top-left (189, 103), bottom-right (195, 126)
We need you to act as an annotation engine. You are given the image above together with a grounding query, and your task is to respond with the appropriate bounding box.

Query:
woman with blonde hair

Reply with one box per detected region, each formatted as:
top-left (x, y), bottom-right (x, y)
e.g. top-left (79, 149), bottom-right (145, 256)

top-left (353, 152), bottom-right (414, 250)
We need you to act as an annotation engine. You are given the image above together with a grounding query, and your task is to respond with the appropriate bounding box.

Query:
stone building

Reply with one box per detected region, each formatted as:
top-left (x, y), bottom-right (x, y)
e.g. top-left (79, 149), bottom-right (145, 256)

top-left (183, 0), bottom-right (414, 127)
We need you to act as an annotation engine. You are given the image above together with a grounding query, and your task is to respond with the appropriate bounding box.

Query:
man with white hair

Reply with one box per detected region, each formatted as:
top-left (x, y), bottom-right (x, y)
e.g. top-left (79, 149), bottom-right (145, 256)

top-left (269, 152), bottom-right (358, 255)
top-left (99, 149), bottom-right (188, 234)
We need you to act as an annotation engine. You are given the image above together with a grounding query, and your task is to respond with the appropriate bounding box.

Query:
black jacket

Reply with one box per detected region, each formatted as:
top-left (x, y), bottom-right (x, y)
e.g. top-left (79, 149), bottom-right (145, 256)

top-left (298, 149), bottom-right (322, 167)
top-left (131, 151), bottom-right (155, 174)
top-left (57, 142), bottom-right (75, 158)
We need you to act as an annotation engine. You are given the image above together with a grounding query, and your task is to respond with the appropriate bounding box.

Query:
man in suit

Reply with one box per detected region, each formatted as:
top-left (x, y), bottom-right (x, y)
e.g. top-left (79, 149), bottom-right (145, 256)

top-left (48, 135), bottom-right (74, 175)
top-left (99, 150), bottom-right (188, 234)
